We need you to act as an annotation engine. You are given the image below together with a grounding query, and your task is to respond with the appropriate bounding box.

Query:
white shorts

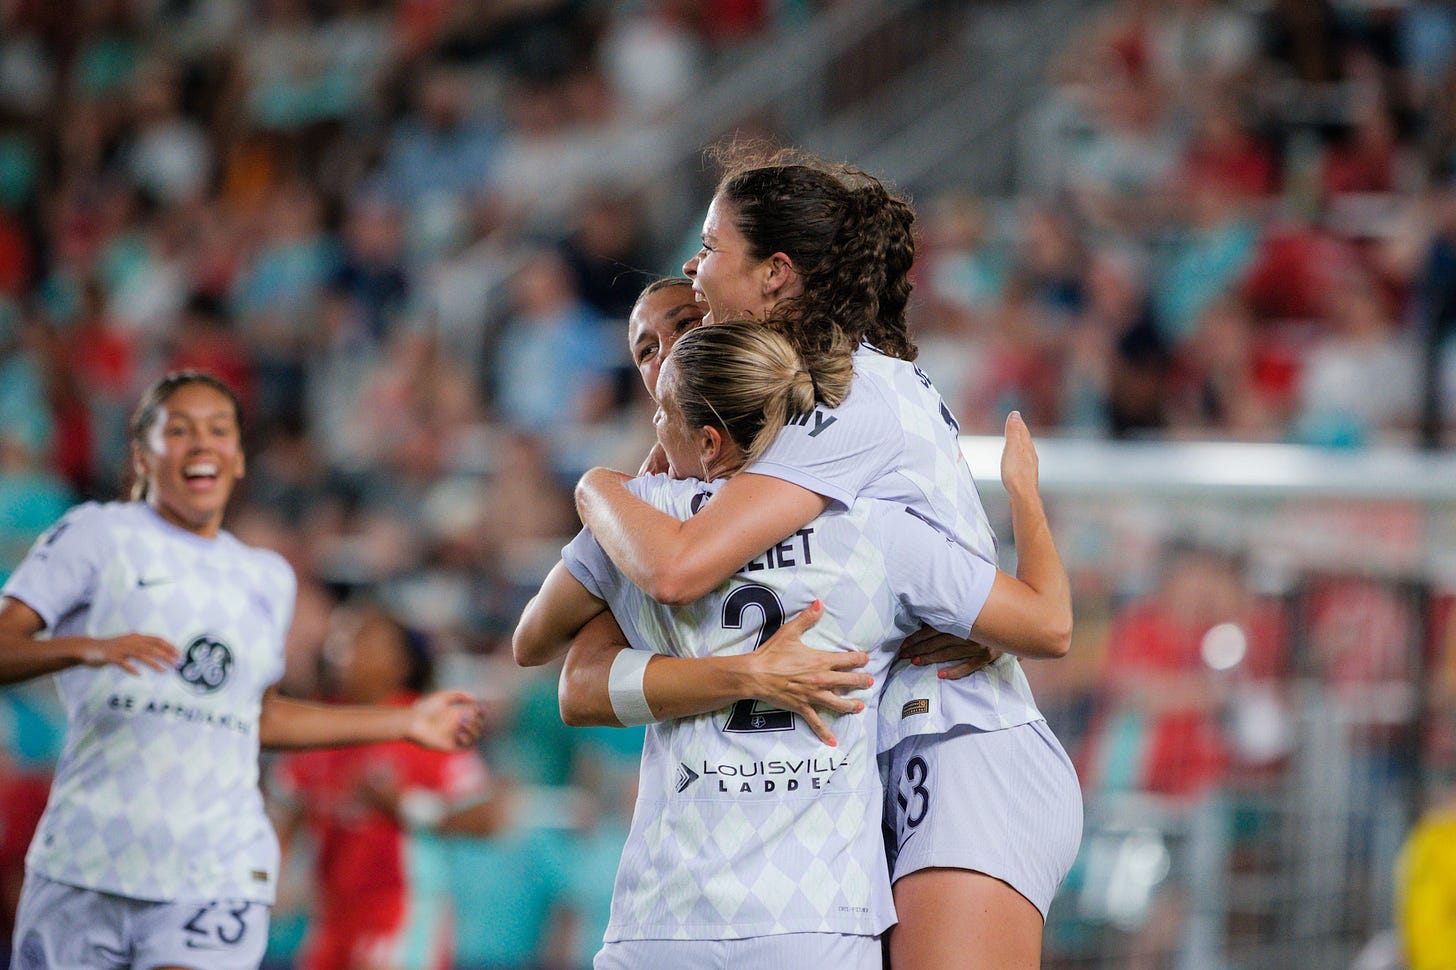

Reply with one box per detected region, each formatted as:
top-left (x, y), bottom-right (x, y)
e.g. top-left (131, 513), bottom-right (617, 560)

top-left (881, 719), bottom-right (1084, 919)
top-left (11, 871), bottom-right (270, 970)
top-left (594, 932), bottom-right (881, 970)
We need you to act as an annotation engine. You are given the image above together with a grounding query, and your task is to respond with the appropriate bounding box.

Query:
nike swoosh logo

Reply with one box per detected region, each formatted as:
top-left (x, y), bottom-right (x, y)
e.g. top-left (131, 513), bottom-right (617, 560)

top-left (136, 577), bottom-right (174, 588)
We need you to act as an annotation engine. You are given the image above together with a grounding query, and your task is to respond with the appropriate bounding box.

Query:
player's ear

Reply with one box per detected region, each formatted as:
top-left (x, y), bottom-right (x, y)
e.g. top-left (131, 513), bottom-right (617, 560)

top-left (129, 443), bottom-right (151, 500)
top-left (699, 425), bottom-right (725, 467)
top-left (760, 252), bottom-right (798, 302)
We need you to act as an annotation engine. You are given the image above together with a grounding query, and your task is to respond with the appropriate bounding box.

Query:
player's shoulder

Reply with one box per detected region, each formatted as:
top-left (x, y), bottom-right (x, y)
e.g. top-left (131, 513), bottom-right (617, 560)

top-left (853, 344), bottom-right (937, 396)
top-left (41, 500), bottom-right (121, 544)
top-left (217, 530), bottom-right (297, 588)
top-left (627, 472), bottom-right (722, 518)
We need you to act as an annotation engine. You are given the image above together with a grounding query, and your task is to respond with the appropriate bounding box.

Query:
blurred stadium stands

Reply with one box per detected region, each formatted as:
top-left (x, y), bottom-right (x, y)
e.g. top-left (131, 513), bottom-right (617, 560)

top-left (3, 0), bottom-right (1456, 967)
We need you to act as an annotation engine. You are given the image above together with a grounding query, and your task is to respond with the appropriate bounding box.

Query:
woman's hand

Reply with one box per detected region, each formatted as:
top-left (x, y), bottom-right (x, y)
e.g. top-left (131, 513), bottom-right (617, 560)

top-left (897, 626), bottom-right (1000, 680)
top-left (638, 443), bottom-right (669, 476)
top-left (77, 634), bottom-right (180, 676)
top-left (1000, 410), bottom-right (1040, 501)
top-left (740, 601), bottom-right (872, 747)
top-left (406, 690), bottom-right (486, 751)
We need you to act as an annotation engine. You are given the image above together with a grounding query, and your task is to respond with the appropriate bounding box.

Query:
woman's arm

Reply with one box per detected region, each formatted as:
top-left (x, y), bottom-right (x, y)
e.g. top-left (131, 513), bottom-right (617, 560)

top-left (574, 469), bottom-right (829, 606)
top-left (0, 596), bottom-right (180, 685)
top-left (966, 412), bottom-right (1072, 658)
top-left (512, 561), bottom-right (611, 667)
top-left (891, 414), bottom-right (1071, 665)
top-left (258, 688), bottom-right (484, 751)
top-left (557, 602), bottom-right (871, 746)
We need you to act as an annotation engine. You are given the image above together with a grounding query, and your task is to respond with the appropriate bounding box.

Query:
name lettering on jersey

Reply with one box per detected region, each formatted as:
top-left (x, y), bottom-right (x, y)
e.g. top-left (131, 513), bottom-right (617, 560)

top-left (695, 754), bottom-right (849, 794)
top-left (785, 408), bottom-right (837, 437)
top-left (742, 528), bottom-right (814, 573)
top-left (912, 364), bottom-right (961, 433)
top-left (107, 693), bottom-right (254, 735)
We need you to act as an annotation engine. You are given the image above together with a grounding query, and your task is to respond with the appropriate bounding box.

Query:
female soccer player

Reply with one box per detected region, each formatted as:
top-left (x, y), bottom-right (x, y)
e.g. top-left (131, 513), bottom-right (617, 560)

top-left (516, 320), bottom-right (1077, 968)
top-left (0, 371), bottom-right (484, 970)
top-left (569, 148), bottom-right (1082, 969)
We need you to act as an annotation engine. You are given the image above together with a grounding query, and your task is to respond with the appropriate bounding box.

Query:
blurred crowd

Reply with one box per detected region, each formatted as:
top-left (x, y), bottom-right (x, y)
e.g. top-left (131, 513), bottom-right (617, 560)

top-left (3, 0), bottom-right (1456, 967)
top-left (910, 0), bottom-right (1456, 449)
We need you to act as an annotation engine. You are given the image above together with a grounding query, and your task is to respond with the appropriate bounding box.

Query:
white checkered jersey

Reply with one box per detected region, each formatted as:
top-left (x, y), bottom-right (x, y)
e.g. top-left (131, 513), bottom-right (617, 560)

top-left (562, 473), bottom-right (997, 941)
top-left (746, 344), bottom-right (1047, 744)
top-left (2, 502), bottom-right (294, 903)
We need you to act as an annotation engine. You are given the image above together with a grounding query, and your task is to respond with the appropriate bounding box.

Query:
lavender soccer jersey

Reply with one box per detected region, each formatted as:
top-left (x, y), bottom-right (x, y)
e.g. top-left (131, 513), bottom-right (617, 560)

top-left (2, 502), bottom-right (294, 903)
top-left (563, 473), bottom-right (996, 942)
top-left (747, 345), bottom-right (1045, 746)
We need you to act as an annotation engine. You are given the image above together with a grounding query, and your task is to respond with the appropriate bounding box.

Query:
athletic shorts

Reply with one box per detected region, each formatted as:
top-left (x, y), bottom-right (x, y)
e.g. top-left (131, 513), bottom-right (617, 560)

top-left (594, 931), bottom-right (881, 970)
top-left (11, 871), bottom-right (270, 970)
top-left (881, 719), bottom-right (1084, 919)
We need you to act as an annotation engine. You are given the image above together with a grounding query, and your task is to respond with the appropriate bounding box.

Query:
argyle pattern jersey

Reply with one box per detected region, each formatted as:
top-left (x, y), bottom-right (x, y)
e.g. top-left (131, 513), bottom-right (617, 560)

top-left (564, 473), bottom-right (997, 941)
top-left (3, 502), bottom-right (295, 903)
top-left (749, 344), bottom-right (1045, 742)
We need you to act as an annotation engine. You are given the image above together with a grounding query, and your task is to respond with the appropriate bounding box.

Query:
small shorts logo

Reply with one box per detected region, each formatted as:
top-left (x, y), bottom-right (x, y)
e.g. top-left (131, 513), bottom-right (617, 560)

top-left (901, 699), bottom-right (930, 719)
top-left (674, 762), bottom-right (700, 793)
top-left (177, 635), bottom-right (233, 694)
top-left (19, 929), bottom-right (46, 969)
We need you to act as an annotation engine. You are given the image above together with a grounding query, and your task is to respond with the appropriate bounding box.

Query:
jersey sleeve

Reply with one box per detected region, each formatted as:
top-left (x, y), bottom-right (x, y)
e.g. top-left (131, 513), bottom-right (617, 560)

top-left (1, 502), bottom-right (107, 630)
top-left (269, 552), bottom-right (298, 645)
top-left (745, 372), bottom-right (902, 510)
top-left (880, 505), bottom-right (998, 638)
top-left (560, 474), bottom-right (668, 602)
top-left (562, 526), bottom-right (615, 602)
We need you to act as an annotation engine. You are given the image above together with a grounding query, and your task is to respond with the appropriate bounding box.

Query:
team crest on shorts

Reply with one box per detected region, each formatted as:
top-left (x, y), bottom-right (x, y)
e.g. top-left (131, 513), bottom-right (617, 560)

top-left (177, 634), bottom-right (234, 694)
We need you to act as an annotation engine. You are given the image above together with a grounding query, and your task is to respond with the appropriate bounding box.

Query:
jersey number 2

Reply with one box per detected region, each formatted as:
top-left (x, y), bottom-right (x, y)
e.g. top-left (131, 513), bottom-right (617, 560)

top-left (720, 584), bottom-right (795, 734)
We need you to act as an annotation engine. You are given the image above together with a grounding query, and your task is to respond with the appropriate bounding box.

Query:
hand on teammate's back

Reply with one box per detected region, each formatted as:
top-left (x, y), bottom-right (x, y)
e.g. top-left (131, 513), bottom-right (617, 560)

top-left (897, 627), bottom-right (1001, 680)
top-left (743, 600), bottom-right (872, 747)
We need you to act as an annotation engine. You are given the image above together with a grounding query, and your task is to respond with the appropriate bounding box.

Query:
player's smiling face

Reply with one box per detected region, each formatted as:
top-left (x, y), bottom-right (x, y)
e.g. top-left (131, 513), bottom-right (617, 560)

top-left (683, 195), bottom-right (774, 327)
top-left (135, 382), bottom-right (245, 538)
top-left (629, 283), bottom-right (705, 398)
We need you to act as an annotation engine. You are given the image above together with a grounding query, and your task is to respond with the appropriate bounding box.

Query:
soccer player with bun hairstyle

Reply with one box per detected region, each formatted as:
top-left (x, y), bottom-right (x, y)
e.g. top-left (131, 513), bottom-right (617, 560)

top-left (0, 370), bottom-right (484, 970)
top-left (565, 146), bottom-right (1083, 969)
top-left (517, 319), bottom-right (1080, 968)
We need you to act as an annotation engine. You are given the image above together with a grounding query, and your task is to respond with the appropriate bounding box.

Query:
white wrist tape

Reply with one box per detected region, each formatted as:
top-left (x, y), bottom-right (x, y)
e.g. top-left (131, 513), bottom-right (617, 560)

top-left (608, 648), bottom-right (655, 726)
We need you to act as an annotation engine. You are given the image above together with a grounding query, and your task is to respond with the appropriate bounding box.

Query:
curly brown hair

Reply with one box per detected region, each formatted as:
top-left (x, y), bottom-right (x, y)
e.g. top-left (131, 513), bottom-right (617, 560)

top-left (707, 141), bottom-right (918, 363)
